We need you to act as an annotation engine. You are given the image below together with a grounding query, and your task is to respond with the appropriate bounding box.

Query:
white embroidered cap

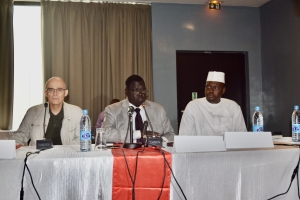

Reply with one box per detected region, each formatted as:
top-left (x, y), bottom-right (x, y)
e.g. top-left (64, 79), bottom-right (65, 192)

top-left (206, 71), bottom-right (225, 83)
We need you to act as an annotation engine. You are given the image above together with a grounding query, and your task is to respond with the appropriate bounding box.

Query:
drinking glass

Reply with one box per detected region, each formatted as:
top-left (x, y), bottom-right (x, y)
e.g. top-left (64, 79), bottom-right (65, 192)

top-left (95, 128), bottom-right (107, 150)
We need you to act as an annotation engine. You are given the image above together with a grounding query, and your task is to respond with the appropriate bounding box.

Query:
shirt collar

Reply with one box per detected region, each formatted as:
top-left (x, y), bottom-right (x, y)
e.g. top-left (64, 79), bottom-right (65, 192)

top-left (128, 102), bottom-right (143, 110)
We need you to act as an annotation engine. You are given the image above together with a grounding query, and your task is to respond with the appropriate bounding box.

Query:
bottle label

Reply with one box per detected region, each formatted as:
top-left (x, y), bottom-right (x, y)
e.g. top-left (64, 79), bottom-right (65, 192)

top-left (80, 131), bottom-right (91, 140)
top-left (292, 124), bottom-right (300, 133)
top-left (253, 125), bottom-right (263, 132)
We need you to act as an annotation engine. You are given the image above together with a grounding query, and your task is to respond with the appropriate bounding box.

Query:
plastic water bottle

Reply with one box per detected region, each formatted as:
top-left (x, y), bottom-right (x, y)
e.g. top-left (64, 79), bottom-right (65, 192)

top-left (80, 110), bottom-right (91, 152)
top-left (292, 105), bottom-right (300, 142)
top-left (252, 106), bottom-right (264, 132)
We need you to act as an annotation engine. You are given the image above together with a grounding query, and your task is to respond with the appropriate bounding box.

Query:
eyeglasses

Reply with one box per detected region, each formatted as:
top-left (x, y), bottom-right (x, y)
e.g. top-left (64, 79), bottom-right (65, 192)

top-left (130, 88), bottom-right (148, 95)
top-left (205, 85), bottom-right (222, 91)
top-left (46, 88), bottom-right (67, 94)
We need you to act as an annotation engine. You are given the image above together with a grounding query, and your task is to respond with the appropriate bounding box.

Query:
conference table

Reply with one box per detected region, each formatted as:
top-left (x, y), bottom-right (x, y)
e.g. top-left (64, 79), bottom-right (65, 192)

top-left (0, 143), bottom-right (300, 200)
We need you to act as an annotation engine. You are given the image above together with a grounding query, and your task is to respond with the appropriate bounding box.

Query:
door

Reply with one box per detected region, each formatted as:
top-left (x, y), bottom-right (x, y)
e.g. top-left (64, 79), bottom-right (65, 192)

top-left (176, 51), bottom-right (250, 131)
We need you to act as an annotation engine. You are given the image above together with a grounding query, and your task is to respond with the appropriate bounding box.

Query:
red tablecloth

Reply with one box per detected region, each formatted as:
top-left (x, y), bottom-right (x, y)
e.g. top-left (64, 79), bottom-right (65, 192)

top-left (112, 147), bottom-right (172, 200)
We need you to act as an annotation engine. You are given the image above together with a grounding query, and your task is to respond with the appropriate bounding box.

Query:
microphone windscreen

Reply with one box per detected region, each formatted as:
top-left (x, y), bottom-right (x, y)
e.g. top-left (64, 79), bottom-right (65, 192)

top-left (44, 103), bottom-right (48, 108)
top-left (128, 106), bottom-right (134, 113)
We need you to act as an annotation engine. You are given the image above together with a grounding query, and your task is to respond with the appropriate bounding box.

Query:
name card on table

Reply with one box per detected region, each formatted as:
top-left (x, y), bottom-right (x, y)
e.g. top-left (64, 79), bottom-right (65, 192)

top-left (224, 132), bottom-right (274, 149)
top-left (0, 140), bottom-right (16, 159)
top-left (173, 136), bottom-right (226, 153)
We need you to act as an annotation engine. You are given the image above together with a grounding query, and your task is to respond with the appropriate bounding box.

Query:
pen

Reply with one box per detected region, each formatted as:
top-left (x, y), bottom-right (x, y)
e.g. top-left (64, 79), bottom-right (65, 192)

top-left (108, 146), bottom-right (120, 149)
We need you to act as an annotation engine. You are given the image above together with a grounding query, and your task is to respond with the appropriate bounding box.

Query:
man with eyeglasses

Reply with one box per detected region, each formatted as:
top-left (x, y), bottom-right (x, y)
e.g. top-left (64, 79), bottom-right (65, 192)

top-left (179, 71), bottom-right (247, 136)
top-left (102, 75), bottom-right (174, 143)
top-left (12, 77), bottom-right (82, 146)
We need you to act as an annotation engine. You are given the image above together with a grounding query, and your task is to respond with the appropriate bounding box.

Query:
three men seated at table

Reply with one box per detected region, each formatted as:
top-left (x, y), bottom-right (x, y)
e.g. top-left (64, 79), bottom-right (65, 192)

top-left (12, 77), bottom-right (82, 146)
top-left (102, 75), bottom-right (175, 143)
top-left (12, 72), bottom-right (246, 146)
top-left (179, 71), bottom-right (247, 136)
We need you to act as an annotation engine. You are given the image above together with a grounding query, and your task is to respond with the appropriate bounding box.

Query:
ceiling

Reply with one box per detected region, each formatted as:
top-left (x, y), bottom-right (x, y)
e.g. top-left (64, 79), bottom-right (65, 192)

top-left (17, 0), bottom-right (271, 7)
top-left (129, 0), bottom-right (270, 7)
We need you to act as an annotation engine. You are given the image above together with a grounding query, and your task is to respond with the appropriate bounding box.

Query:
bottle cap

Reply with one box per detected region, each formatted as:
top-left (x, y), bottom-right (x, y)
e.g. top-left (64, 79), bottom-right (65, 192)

top-left (255, 106), bottom-right (260, 111)
top-left (294, 105), bottom-right (299, 110)
top-left (83, 109), bottom-right (88, 115)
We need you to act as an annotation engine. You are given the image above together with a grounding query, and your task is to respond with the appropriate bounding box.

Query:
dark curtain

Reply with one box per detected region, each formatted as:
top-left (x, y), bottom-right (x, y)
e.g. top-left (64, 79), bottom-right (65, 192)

top-left (42, 1), bottom-right (153, 128)
top-left (0, 0), bottom-right (14, 130)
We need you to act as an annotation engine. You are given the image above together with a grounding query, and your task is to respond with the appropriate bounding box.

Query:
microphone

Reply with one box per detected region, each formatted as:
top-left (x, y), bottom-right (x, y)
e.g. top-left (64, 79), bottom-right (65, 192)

top-left (123, 106), bottom-right (142, 149)
top-left (142, 104), bottom-right (154, 137)
top-left (128, 106), bottom-right (134, 116)
top-left (36, 103), bottom-right (53, 150)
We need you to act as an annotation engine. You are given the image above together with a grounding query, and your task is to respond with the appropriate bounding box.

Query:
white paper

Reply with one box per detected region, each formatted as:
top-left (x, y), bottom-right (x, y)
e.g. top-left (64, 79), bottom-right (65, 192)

top-left (273, 137), bottom-right (300, 145)
top-left (224, 132), bottom-right (274, 149)
top-left (0, 140), bottom-right (16, 159)
top-left (133, 130), bottom-right (141, 143)
top-left (173, 136), bottom-right (226, 153)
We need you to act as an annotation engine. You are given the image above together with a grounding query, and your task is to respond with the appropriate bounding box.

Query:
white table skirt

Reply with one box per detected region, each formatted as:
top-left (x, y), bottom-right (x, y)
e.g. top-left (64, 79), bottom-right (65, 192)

top-left (0, 145), bottom-right (113, 200)
top-left (1, 145), bottom-right (300, 200)
top-left (171, 145), bottom-right (300, 200)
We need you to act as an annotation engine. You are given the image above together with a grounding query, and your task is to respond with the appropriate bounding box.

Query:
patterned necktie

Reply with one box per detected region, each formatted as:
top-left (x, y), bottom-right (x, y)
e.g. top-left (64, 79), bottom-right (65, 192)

top-left (135, 108), bottom-right (144, 132)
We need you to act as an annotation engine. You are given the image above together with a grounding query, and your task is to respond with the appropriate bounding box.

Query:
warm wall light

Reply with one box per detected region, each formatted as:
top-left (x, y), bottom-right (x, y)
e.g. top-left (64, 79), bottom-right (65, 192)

top-left (209, 1), bottom-right (222, 10)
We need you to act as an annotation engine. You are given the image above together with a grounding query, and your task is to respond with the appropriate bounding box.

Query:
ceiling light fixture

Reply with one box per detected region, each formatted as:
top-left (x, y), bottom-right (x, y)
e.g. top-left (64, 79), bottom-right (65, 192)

top-left (209, 1), bottom-right (223, 10)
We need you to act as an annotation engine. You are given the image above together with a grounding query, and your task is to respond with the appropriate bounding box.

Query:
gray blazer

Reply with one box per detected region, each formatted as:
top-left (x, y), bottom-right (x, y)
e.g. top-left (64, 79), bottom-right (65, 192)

top-left (102, 98), bottom-right (174, 143)
top-left (12, 102), bottom-right (82, 146)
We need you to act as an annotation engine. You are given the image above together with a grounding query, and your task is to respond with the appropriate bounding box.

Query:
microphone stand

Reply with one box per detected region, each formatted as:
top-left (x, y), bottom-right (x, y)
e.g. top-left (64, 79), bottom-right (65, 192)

top-left (142, 104), bottom-right (163, 147)
top-left (141, 121), bottom-right (148, 146)
top-left (129, 112), bottom-right (133, 143)
top-left (36, 103), bottom-right (53, 149)
top-left (123, 109), bottom-right (142, 149)
top-left (142, 104), bottom-right (154, 137)
top-left (43, 103), bottom-right (48, 139)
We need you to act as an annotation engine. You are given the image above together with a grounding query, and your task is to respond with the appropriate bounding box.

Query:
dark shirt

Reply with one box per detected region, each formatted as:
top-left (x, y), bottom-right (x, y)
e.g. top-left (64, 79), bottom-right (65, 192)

top-left (45, 107), bottom-right (64, 145)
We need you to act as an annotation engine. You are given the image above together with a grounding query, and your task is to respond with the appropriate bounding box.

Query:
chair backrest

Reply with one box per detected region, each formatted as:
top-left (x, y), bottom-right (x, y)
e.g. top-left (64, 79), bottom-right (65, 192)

top-left (0, 131), bottom-right (13, 140)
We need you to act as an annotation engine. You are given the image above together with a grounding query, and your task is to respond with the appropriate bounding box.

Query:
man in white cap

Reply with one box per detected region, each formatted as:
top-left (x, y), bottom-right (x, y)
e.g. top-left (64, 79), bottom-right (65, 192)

top-left (179, 71), bottom-right (247, 136)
